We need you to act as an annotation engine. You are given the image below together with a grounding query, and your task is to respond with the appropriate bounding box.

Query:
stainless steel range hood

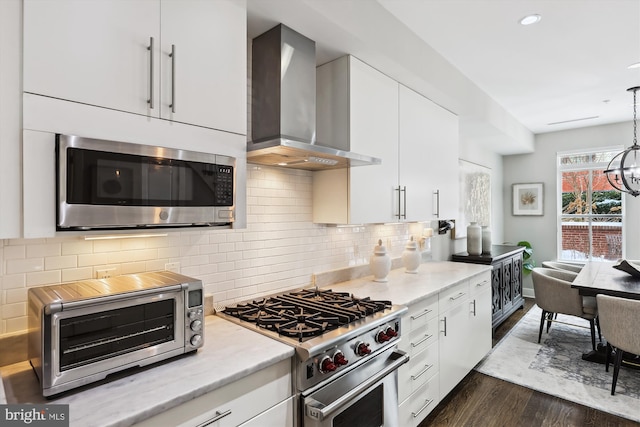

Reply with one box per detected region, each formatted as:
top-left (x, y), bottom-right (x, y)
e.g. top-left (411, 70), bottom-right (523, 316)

top-left (247, 24), bottom-right (381, 171)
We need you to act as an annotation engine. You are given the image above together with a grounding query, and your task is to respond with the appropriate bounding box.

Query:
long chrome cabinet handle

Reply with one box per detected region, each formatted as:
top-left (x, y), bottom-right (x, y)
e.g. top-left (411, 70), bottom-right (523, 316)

top-left (147, 37), bottom-right (154, 109)
top-left (411, 364), bottom-right (433, 381)
top-left (476, 279), bottom-right (490, 288)
top-left (433, 190), bottom-right (440, 217)
top-left (412, 399), bottom-right (434, 418)
top-left (169, 44), bottom-right (176, 113)
top-left (197, 409), bottom-right (231, 427)
top-left (410, 308), bottom-right (432, 321)
top-left (441, 317), bottom-right (447, 336)
top-left (395, 186), bottom-right (402, 219)
top-left (410, 334), bottom-right (432, 348)
top-left (471, 299), bottom-right (477, 316)
top-left (402, 186), bottom-right (407, 219)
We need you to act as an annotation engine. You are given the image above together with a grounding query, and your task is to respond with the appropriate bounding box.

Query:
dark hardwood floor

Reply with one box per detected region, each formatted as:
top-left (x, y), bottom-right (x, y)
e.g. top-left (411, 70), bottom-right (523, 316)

top-left (418, 298), bottom-right (639, 427)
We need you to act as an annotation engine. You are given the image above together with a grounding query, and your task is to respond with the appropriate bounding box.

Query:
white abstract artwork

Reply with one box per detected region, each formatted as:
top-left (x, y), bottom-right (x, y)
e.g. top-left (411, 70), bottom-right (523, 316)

top-left (457, 160), bottom-right (491, 238)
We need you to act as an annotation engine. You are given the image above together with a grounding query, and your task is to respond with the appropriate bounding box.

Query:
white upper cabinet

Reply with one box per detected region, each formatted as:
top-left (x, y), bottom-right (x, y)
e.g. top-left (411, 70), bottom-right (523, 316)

top-left (399, 85), bottom-right (459, 221)
top-left (23, 0), bottom-right (246, 135)
top-left (314, 56), bottom-right (398, 224)
top-left (314, 56), bottom-right (459, 225)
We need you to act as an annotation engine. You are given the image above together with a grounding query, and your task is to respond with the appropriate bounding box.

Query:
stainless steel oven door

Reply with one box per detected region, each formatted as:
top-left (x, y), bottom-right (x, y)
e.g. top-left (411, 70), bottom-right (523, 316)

top-left (302, 348), bottom-right (409, 427)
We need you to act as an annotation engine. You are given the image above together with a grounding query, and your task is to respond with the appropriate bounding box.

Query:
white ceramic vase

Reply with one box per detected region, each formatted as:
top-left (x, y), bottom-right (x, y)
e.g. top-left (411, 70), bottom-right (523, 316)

top-left (466, 222), bottom-right (482, 256)
top-left (370, 239), bottom-right (391, 282)
top-left (482, 226), bottom-right (492, 254)
top-left (402, 236), bottom-right (421, 274)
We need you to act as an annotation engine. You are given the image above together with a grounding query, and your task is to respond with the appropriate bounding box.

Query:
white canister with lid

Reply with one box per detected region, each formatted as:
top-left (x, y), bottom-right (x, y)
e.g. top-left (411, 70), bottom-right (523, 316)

top-left (370, 239), bottom-right (391, 282)
top-left (402, 236), bottom-right (421, 273)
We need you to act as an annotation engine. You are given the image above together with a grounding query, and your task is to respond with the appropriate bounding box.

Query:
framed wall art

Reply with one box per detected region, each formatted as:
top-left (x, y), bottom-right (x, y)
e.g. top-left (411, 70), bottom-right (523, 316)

top-left (512, 183), bottom-right (543, 216)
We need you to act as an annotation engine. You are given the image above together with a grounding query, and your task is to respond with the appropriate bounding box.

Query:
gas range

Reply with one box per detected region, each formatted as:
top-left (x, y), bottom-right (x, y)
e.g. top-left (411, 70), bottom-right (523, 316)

top-left (217, 288), bottom-right (408, 393)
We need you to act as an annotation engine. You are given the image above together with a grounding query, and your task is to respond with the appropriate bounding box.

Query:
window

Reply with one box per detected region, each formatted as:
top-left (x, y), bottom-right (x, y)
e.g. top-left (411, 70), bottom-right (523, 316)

top-left (557, 148), bottom-right (624, 261)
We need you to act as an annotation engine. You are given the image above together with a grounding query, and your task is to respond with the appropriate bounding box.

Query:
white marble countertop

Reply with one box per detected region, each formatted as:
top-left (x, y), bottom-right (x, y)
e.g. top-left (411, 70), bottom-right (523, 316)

top-left (328, 261), bottom-right (492, 305)
top-left (0, 315), bottom-right (294, 427)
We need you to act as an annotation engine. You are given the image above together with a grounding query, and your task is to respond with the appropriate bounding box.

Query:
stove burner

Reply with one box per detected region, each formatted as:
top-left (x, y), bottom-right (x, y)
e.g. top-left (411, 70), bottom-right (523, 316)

top-left (222, 289), bottom-right (392, 341)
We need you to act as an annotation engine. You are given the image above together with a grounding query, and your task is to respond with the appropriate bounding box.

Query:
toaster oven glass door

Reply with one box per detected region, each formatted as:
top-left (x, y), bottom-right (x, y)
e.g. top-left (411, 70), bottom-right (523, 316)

top-left (59, 299), bottom-right (175, 371)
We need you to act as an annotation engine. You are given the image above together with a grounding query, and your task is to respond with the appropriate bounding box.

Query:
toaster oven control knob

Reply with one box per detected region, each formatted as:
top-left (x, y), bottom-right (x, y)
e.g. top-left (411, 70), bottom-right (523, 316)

top-left (385, 327), bottom-right (398, 338)
top-left (376, 330), bottom-right (390, 343)
top-left (190, 334), bottom-right (202, 347)
top-left (190, 319), bottom-right (202, 332)
top-left (319, 356), bottom-right (337, 374)
top-left (159, 210), bottom-right (169, 220)
top-left (333, 351), bottom-right (348, 366)
top-left (355, 341), bottom-right (371, 356)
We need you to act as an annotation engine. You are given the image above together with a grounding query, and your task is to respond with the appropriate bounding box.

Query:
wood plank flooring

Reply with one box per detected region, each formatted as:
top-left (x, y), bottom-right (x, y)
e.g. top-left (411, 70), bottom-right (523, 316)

top-left (417, 298), bottom-right (639, 427)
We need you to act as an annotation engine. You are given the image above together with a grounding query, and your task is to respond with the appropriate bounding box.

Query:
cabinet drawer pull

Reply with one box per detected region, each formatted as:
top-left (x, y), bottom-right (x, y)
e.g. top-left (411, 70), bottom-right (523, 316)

top-left (169, 44), bottom-right (176, 113)
top-left (441, 317), bottom-right (447, 337)
top-left (147, 37), bottom-right (154, 109)
top-left (476, 279), bottom-right (489, 287)
top-left (410, 308), bottom-right (432, 321)
top-left (411, 364), bottom-right (433, 381)
top-left (412, 399), bottom-right (434, 418)
top-left (198, 409), bottom-right (231, 427)
top-left (471, 299), bottom-right (477, 316)
top-left (410, 334), bottom-right (432, 347)
top-left (449, 292), bottom-right (466, 301)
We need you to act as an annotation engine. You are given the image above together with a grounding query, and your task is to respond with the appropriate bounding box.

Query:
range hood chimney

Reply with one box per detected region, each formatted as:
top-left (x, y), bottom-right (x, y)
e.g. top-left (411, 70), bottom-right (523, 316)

top-left (247, 24), bottom-right (381, 171)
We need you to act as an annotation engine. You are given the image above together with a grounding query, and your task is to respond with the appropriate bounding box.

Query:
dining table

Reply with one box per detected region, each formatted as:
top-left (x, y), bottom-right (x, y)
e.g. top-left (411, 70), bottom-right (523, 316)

top-left (571, 260), bottom-right (640, 367)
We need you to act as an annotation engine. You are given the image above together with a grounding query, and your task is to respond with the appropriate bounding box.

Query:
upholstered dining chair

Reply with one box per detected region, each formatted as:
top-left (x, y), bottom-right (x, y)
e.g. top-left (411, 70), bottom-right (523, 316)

top-left (596, 294), bottom-right (640, 395)
top-left (541, 261), bottom-right (584, 274)
top-left (532, 267), bottom-right (600, 350)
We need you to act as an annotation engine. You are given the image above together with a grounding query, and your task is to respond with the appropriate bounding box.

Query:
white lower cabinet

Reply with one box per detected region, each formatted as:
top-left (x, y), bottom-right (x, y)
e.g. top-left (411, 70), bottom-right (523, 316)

top-left (133, 358), bottom-right (292, 427)
top-left (398, 270), bottom-right (492, 425)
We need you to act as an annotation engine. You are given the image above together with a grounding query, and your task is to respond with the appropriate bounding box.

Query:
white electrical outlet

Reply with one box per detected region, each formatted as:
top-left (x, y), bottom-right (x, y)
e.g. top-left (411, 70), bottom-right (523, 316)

top-left (96, 268), bottom-right (115, 279)
top-left (165, 262), bottom-right (180, 273)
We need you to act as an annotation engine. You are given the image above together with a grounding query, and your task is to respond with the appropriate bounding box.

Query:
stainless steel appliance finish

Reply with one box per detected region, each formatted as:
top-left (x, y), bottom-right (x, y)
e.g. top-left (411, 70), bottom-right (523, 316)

top-left (247, 24), bottom-right (381, 171)
top-left (218, 288), bottom-right (409, 426)
top-left (28, 271), bottom-right (204, 397)
top-left (56, 134), bottom-right (235, 230)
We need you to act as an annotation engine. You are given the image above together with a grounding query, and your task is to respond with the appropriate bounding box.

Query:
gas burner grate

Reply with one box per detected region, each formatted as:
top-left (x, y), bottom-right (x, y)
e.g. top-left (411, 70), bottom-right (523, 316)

top-left (221, 289), bottom-right (392, 340)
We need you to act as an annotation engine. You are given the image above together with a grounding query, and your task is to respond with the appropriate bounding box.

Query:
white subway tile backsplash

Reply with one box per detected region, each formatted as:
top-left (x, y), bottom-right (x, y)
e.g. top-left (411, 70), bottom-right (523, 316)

top-left (0, 165), bottom-right (430, 336)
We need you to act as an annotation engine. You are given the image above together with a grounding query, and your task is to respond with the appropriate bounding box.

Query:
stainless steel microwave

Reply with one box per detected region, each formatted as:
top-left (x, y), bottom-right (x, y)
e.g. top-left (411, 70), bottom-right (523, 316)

top-left (28, 271), bottom-right (204, 397)
top-left (56, 134), bottom-right (235, 230)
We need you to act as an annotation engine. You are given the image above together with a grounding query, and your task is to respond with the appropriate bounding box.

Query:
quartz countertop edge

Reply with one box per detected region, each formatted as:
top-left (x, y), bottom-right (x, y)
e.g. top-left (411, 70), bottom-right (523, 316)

top-left (0, 316), bottom-right (294, 427)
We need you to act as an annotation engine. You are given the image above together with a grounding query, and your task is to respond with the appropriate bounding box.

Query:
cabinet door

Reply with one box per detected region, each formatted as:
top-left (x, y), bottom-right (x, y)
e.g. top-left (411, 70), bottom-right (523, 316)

top-left (468, 275), bottom-right (492, 367)
top-left (23, 0), bottom-right (160, 116)
top-left (160, 0), bottom-right (246, 133)
top-left (348, 57), bottom-right (399, 224)
top-left (398, 85), bottom-right (436, 221)
top-left (438, 300), bottom-right (469, 398)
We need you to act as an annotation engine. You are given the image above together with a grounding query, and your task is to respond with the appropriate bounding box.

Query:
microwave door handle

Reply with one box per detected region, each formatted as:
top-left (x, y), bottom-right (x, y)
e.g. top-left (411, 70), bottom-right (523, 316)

top-left (304, 350), bottom-right (409, 421)
top-left (61, 284), bottom-right (184, 311)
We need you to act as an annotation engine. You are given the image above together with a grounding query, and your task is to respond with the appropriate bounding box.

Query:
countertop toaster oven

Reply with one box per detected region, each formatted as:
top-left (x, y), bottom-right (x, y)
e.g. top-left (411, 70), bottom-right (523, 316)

top-left (28, 271), bottom-right (204, 397)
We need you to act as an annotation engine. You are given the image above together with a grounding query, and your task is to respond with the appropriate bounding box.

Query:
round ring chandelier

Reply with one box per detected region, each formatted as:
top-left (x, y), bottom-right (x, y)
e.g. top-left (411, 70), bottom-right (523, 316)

top-left (604, 86), bottom-right (640, 197)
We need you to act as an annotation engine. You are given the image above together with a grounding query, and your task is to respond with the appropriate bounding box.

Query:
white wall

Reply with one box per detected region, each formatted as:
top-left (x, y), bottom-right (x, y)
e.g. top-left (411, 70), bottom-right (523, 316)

top-left (503, 121), bottom-right (637, 294)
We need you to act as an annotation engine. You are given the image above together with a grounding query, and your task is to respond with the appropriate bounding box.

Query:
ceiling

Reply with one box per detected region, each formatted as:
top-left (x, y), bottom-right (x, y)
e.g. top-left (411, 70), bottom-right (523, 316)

top-left (246, 0), bottom-right (640, 154)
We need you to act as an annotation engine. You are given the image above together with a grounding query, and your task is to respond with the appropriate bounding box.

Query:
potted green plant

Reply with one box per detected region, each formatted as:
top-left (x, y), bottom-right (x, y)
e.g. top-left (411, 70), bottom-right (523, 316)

top-left (517, 240), bottom-right (535, 274)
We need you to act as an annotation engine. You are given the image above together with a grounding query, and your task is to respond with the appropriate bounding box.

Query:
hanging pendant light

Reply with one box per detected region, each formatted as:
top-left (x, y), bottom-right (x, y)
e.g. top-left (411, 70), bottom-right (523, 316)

top-left (605, 86), bottom-right (640, 197)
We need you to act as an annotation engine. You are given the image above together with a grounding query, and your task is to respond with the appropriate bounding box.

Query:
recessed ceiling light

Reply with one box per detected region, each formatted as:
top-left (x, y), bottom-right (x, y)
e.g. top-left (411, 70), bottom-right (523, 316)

top-left (629, 62), bottom-right (640, 69)
top-left (519, 14), bottom-right (541, 25)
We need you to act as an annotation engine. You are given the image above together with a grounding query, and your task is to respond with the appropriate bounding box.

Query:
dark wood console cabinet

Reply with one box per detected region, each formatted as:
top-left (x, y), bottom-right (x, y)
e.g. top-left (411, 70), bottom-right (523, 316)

top-left (452, 245), bottom-right (525, 330)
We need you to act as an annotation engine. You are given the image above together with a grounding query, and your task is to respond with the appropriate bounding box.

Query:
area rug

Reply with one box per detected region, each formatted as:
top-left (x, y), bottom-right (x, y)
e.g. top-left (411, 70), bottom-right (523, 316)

top-left (474, 304), bottom-right (640, 423)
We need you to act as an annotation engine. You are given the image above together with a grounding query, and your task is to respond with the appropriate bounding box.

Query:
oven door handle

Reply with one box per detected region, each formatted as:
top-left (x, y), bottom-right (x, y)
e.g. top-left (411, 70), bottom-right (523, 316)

top-left (305, 350), bottom-right (409, 421)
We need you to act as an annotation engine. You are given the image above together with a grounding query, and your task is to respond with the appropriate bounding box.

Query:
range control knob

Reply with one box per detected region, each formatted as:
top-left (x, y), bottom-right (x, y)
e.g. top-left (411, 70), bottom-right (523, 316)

top-left (319, 356), bottom-right (337, 374)
top-left (386, 327), bottom-right (398, 338)
top-left (376, 330), bottom-right (390, 343)
top-left (333, 351), bottom-right (349, 366)
top-left (355, 341), bottom-right (371, 356)
top-left (190, 334), bottom-right (203, 347)
top-left (190, 319), bottom-right (203, 332)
